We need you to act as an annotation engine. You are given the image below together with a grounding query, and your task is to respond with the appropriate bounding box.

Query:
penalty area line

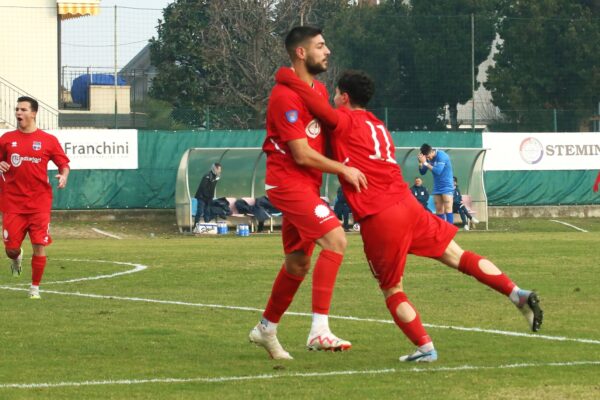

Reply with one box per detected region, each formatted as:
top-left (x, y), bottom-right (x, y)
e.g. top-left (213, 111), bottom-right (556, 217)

top-left (549, 220), bottom-right (588, 233)
top-left (1, 361), bottom-right (599, 389)
top-left (0, 287), bottom-right (598, 346)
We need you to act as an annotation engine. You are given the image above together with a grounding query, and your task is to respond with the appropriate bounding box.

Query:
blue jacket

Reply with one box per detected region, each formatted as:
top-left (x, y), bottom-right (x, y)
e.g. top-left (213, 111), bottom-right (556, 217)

top-left (419, 150), bottom-right (454, 195)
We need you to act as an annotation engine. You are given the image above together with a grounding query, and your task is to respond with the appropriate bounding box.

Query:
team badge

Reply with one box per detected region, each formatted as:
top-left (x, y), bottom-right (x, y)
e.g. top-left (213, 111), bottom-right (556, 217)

top-left (11, 141), bottom-right (17, 147)
top-left (285, 110), bottom-right (299, 123)
top-left (305, 119), bottom-right (321, 138)
top-left (10, 153), bottom-right (22, 167)
top-left (33, 141), bottom-right (42, 151)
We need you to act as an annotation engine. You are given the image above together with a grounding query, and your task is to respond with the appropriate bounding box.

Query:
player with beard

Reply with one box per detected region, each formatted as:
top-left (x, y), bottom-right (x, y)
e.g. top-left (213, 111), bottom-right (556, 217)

top-left (276, 68), bottom-right (543, 362)
top-left (0, 96), bottom-right (70, 299)
top-left (248, 26), bottom-right (367, 360)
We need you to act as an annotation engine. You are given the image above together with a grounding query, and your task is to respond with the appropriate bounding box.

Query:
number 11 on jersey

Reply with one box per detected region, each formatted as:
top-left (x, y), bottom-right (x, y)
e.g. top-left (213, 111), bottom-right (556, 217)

top-left (366, 121), bottom-right (396, 164)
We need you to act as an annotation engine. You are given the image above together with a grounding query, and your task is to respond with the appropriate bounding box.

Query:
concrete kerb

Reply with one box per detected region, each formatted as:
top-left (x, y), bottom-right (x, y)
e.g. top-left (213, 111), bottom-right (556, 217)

top-left (489, 205), bottom-right (600, 218)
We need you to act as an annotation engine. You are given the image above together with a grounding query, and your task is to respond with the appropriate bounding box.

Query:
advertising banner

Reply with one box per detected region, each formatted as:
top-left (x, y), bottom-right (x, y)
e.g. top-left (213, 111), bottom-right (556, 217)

top-left (482, 132), bottom-right (600, 171)
top-left (1, 129), bottom-right (138, 170)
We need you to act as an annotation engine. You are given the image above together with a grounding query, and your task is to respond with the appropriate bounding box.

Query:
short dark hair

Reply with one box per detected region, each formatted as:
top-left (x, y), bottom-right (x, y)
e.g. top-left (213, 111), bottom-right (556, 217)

top-left (285, 26), bottom-right (323, 59)
top-left (17, 96), bottom-right (38, 112)
top-left (213, 162), bottom-right (222, 168)
top-left (420, 143), bottom-right (433, 155)
top-left (337, 70), bottom-right (375, 108)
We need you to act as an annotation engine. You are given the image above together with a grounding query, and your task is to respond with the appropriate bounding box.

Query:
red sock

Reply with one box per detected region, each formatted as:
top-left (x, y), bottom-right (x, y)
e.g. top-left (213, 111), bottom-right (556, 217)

top-left (459, 251), bottom-right (515, 296)
top-left (31, 255), bottom-right (47, 286)
top-left (263, 265), bottom-right (304, 323)
top-left (386, 292), bottom-right (431, 346)
top-left (312, 250), bottom-right (343, 315)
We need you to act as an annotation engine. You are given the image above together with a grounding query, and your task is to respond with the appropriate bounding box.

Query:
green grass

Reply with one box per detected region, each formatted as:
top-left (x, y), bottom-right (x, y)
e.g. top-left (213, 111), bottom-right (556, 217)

top-left (1, 218), bottom-right (599, 399)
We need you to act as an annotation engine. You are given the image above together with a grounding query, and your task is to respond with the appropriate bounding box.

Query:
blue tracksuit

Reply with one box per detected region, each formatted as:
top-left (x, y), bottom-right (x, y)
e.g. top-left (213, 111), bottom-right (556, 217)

top-left (419, 150), bottom-right (454, 195)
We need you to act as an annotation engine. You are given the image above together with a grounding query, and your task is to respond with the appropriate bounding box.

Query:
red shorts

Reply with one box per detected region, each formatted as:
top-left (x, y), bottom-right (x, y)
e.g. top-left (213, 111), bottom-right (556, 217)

top-left (267, 183), bottom-right (341, 256)
top-left (360, 195), bottom-right (457, 289)
top-left (2, 212), bottom-right (53, 249)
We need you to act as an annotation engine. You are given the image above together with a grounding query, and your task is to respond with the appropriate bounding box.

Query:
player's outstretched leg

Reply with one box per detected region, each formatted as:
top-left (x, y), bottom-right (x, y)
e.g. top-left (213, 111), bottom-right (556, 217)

top-left (438, 241), bottom-right (544, 332)
top-left (386, 291), bottom-right (437, 362)
top-left (8, 248), bottom-right (23, 277)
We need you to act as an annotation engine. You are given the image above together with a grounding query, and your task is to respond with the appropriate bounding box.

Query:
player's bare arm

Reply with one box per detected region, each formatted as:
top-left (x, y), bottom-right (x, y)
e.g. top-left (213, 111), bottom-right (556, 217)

top-left (56, 166), bottom-right (70, 189)
top-left (287, 138), bottom-right (367, 192)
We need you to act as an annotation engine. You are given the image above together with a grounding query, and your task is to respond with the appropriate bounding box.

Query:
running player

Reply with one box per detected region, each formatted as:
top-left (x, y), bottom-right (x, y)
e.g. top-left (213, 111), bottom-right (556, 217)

top-left (276, 68), bottom-right (543, 362)
top-left (248, 27), bottom-right (368, 360)
top-left (0, 96), bottom-right (70, 299)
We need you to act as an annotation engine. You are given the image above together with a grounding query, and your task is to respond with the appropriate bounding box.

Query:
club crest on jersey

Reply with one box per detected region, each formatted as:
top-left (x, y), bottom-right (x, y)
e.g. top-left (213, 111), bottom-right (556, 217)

top-left (285, 110), bottom-right (299, 123)
top-left (11, 141), bottom-right (17, 147)
top-left (33, 141), bottom-right (42, 151)
top-left (10, 154), bottom-right (22, 167)
top-left (305, 119), bottom-right (321, 138)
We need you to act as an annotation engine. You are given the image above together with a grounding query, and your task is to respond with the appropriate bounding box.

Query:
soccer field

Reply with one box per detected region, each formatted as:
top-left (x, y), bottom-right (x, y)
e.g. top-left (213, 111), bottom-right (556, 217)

top-left (1, 218), bottom-right (599, 399)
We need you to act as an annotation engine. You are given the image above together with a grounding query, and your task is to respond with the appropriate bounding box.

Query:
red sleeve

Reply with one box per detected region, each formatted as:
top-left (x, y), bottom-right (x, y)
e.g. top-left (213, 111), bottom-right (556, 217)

top-left (594, 171), bottom-right (600, 193)
top-left (0, 135), bottom-right (6, 160)
top-left (275, 67), bottom-right (339, 128)
top-left (269, 89), bottom-right (308, 143)
top-left (49, 135), bottom-right (70, 170)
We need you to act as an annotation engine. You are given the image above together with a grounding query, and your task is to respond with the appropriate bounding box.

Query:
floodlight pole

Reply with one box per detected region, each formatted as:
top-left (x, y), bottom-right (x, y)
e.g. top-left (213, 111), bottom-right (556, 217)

top-left (114, 5), bottom-right (118, 129)
top-left (471, 13), bottom-right (475, 133)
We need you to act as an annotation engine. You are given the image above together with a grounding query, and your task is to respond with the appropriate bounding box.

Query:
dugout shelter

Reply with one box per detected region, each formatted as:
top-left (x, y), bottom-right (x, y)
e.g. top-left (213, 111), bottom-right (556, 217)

top-left (175, 147), bottom-right (488, 232)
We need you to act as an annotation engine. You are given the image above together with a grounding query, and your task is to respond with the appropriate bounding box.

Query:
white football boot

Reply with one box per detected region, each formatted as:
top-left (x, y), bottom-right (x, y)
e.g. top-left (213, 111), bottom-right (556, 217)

top-left (28, 285), bottom-right (41, 300)
top-left (249, 323), bottom-right (293, 360)
top-left (306, 330), bottom-right (352, 352)
top-left (399, 348), bottom-right (438, 362)
top-left (10, 248), bottom-right (23, 277)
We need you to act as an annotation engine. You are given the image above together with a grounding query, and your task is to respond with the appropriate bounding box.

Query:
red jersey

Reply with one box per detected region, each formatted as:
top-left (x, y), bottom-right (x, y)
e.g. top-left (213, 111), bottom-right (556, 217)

top-left (263, 68), bottom-right (329, 189)
top-left (274, 67), bottom-right (410, 220)
top-left (329, 108), bottom-right (410, 220)
top-left (0, 129), bottom-right (70, 213)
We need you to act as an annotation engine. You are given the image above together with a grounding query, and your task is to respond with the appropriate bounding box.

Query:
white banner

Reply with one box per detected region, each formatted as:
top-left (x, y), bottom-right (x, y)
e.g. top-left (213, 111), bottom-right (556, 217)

top-left (482, 132), bottom-right (600, 171)
top-left (1, 129), bottom-right (138, 170)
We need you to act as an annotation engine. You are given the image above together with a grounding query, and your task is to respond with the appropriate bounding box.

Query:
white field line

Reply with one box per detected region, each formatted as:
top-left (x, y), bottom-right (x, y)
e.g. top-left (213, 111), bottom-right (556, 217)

top-left (549, 220), bottom-right (589, 233)
top-left (4, 259), bottom-right (147, 287)
top-left (1, 361), bottom-right (599, 390)
top-left (1, 285), bottom-right (599, 346)
top-left (91, 228), bottom-right (122, 239)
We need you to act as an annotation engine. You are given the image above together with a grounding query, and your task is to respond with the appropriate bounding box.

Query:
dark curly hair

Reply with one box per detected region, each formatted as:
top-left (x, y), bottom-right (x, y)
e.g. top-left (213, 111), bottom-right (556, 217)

top-left (336, 70), bottom-right (375, 108)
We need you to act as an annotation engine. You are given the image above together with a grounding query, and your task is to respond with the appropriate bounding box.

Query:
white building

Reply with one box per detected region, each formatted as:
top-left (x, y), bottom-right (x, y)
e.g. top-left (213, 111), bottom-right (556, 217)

top-left (0, 0), bottom-right (100, 129)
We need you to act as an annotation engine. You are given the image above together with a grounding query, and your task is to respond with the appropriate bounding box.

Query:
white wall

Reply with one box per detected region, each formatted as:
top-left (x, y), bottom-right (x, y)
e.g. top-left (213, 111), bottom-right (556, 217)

top-left (0, 1), bottom-right (58, 109)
